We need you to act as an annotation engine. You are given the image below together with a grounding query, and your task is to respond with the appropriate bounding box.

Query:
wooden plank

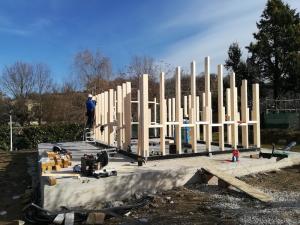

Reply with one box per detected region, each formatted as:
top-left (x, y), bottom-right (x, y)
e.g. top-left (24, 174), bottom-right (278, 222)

top-left (226, 88), bottom-right (232, 144)
top-left (104, 91), bottom-right (108, 144)
top-left (204, 57), bottom-right (212, 152)
top-left (217, 64), bottom-right (224, 150)
top-left (241, 80), bottom-right (249, 148)
top-left (196, 96), bottom-right (200, 140)
top-left (122, 83), bottom-right (127, 148)
top-left (252, 83), bottom-right (261, 148)
top-left (202, 167), bottom-right (272, 203)
top-left (184, 96), bottom-right (188, 117)
top-left (42, 173), bottom-right (80, 178)
top-left (64, 212), bottom-right (75, 225)
top-left (116, 86), bottom-right (122, 149)
top-left (230, 73), bottom-right (238, 148)
top-left (140, 74), bottom-right (149, 157)
top-left (182, 124), bottom-right (195, 127)
top-left (175, 67), bottom-right (182, 154)
top-left (125, 82), bottom-right (132, 148)
top-left (108, 89), bottom-right (114, 145)
top-left (190, 61), bottom-right (197, 153)
top-left (166, 121), bottom-right (180, 125)
top-left (160, 72), bottom-right (166, 155)
top-left (149, 124), bottom-right (163, 128)
top-left (168, 98), bottom-right (172, 137)
top-left (172, 97), bottom-right (175, 137)
top-left (153, 97), bottom-right (157, 137)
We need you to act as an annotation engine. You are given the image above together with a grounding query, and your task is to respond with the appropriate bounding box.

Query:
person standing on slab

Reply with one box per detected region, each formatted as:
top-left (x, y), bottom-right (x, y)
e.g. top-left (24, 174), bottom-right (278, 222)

top-left (86, 94), bottom-right (96, 130)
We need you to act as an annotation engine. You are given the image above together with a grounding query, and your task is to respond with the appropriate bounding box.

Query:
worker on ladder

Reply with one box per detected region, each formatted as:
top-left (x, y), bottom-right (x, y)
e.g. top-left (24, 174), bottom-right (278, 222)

top-left (86, 94), bottom-right (96, 130)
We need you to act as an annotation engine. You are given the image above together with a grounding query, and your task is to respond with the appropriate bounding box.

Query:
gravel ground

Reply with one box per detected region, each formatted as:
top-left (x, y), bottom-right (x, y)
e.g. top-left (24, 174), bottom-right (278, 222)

top-left (106, 165), bottom-right (300, 225)
top-left (0, 151), bottom-right (299, 225)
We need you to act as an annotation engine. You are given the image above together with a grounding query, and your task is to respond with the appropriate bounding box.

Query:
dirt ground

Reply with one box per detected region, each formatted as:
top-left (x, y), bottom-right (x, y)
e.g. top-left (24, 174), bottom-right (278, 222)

top-left (0, 151), bottom-right (299, 225)
top-left (106, 165), bottom-right (300, 225)
top-left (0, 151), bottom-right (38, 224)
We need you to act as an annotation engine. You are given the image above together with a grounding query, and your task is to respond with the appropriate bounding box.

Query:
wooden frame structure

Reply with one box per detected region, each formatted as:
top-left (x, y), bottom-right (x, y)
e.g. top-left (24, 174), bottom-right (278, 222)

top-left (93, 57), bottom-right (260, 157)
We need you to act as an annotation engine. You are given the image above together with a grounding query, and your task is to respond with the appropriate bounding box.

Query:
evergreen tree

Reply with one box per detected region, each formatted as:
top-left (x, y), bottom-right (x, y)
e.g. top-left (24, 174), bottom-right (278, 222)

top-left (225, 42), bottom-right (249, 87)
top-left (247, 0), bottom-right (300, 99)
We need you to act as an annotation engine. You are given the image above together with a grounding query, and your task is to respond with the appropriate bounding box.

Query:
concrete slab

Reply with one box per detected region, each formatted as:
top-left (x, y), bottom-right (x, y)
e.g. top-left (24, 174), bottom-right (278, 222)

top-left (38, 141), bottom-right (300, 211)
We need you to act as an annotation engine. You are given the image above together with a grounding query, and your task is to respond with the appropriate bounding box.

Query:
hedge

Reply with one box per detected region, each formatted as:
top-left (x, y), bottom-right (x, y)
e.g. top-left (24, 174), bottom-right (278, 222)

top-left (261, 129), bottom-right (300, 145)
top-left (0, 123), bottom-right (84, 151)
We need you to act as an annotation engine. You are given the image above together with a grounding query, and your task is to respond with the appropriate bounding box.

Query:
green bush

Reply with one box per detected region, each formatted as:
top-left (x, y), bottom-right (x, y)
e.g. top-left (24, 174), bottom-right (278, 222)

top-left (0, 125), bottom-right (9, 151)
top-left (0, 123), bottom-right (84, 151)
top-left (261, 129), bottom-right (300, 145)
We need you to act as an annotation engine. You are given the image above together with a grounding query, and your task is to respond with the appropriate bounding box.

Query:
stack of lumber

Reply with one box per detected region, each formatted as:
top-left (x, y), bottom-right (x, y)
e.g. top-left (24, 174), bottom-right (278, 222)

top-left (40, 151), bottom-right (72, 172)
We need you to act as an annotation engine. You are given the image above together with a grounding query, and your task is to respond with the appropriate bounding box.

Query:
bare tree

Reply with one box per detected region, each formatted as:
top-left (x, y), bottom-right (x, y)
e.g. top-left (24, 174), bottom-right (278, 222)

top-left (127, 55), bottom-right (159, 80)
top-left (1, 61), bottom-right (35, 98)
top-left (34, 63), bottom-right (52, 95)
top-left (32, 63), bottom-right (52, 124)
top-left (72, 49), bottom-right (112, 93)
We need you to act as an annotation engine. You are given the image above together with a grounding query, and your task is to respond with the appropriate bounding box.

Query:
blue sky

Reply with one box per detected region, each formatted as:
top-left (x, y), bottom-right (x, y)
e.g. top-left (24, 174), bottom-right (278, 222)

top-left (0, 0), bottom-right (299, 83)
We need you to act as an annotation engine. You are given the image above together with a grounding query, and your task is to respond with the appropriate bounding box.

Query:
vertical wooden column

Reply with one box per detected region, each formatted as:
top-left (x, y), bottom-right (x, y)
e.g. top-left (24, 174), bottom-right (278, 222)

top-left (160, 72), bottom-right (166, 155)
top-left (204, 57), bottom-right (212, 152)
top-left (100, 93), bottom-right (104, 142)
top-left (175, 67), bottom-right (182, 154)
top-left (217, 65), bottom-right (225, 150)
top-left (226, 88), bottom-right (232, 144)
top-left (116, 86), bottom-right (122, 149)
top-left (190, 61), bottom-right (197, 152)
top-left (184, 96), bottom-right (188, 117)
top-left (137, 89), bottom-right (141, 154)
top-left (202, 92), bottom-right (206, 141)
top-left (188, 95), bottom-right (191, 117)
top-left (94, 94), bottom-right (98, 141)
top-left (172, 98), bottom-right (175, 137)
top-left (108, 89), bottom-right (114, 145)
top-left (99, 94), bottom-right (102, 141)
top-left (241, 80), bottom-right (249, 148)
top-left (153, 97), bottom-right (157, 137)
top-left (104, 91), bottom-right (108, 144)
top-left (196, 96), bottom-right (200, 140)
top-left (137, 89), bottom-right (140, 126)
top-left (122, 83), bottom-right (127, 148)
top-left (230, 73), bottom-right (238, 148)
top-left (252, 83), bottom-right (261, 148)
top-left (139, 74), bottom-right (149, 157)
top-left (125, 82), bottom-right (132, 149)
top-left (168, 98), bottom-right (172, 137)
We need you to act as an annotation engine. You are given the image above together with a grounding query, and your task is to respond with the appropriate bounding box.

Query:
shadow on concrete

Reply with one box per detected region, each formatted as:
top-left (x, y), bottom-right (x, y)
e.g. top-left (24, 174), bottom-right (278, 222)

top-left (43, 166), bottom-right (201, 211)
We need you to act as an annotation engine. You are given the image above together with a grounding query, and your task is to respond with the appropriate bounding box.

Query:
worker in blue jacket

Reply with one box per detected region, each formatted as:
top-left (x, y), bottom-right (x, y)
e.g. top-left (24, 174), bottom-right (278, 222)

top-left (86, 94), bottom-right (96, 129)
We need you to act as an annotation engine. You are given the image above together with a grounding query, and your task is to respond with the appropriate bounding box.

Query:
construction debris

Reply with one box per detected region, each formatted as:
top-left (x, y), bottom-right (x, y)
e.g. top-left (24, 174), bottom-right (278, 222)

top-left (64, 212), bottom-right (74, 225)
top-left (47, 177), bottom-right (57, 186)
top-left (0, 210), bottom-right (7, 216)
top-left (86, 212), bottom-right (106, 224)
top-left (53, 213), bottom-right (64, 224)
top-left (23, 196), bottom-right (153, 224)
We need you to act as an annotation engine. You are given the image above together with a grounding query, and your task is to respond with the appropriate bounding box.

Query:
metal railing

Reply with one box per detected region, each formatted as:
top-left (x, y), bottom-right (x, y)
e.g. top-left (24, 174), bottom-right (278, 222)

top-left (264, 99), bottom-right (300, 113)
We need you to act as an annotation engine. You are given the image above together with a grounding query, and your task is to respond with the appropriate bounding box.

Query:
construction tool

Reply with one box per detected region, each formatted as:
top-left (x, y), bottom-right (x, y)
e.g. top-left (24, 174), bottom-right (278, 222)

top-left (259, 142), bottom-right (296, 160)
top-left (76, 151), bottom-right (118, 178)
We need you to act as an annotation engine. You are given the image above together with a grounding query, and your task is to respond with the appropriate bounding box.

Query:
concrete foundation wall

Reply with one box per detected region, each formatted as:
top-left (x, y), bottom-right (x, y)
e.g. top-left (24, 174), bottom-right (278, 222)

top-left (42, 167), bottom-right (200, 211)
